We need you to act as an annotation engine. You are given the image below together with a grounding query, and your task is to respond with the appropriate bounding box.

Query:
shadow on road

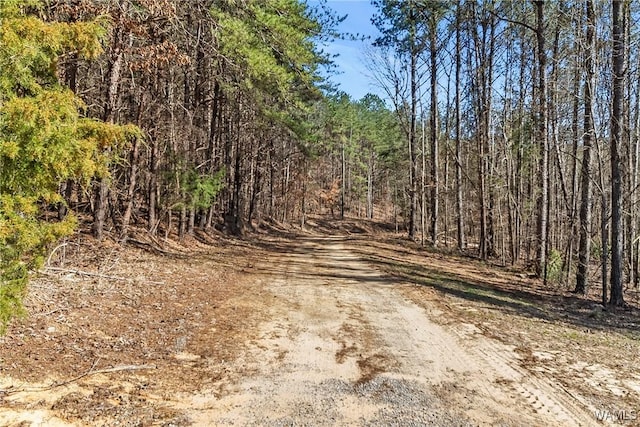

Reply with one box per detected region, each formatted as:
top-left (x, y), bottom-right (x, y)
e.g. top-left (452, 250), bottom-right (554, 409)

top-left (247, 233), bottom-right (640, 340)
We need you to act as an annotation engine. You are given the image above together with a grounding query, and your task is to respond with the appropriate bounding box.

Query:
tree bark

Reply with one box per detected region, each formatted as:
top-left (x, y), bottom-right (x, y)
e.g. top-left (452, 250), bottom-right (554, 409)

top-left (430, 24), bottom-right (439, 247)
top-left (408, 12), bottom-right (418, 240)
top-left (455, 0), bottom-right (465, 251)
top-left (93, 39), bottom-right (124, 240)
top-left (610, 0), bottom-right (625, 307)
top-left (534, 0), bottom-right (549, 280)
top-left (575, 0), bottom-right (595, 295)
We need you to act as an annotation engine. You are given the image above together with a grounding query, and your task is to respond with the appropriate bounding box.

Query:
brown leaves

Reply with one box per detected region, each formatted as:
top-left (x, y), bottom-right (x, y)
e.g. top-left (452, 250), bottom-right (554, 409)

top-left (319, 179), bottom-right (341, 207)
top-left (134, 0), bottom-right (177, 18)
top-left (128, 40), bottom-right (191, 74)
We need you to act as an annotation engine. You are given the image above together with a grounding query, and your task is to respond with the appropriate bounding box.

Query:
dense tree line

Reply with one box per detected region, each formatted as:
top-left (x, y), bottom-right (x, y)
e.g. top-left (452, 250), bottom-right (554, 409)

top-left (0, 0), bottom-right (406, 328)
top-left (368, 0), bottom-right (638, 307)
top-left (46, 0), bottom-right (336, 239)
top-left (1, 0), bottom-right (638, 329)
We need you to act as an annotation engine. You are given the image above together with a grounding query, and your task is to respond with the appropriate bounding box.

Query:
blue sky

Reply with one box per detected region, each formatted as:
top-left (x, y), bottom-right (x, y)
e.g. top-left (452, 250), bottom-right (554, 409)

top-left (310, 0), bottom-right (383, 101)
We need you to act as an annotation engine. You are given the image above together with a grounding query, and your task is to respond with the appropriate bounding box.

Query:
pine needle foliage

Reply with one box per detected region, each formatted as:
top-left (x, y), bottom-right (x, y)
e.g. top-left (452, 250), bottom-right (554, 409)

top-left (212, 0), bottom-right (326, 135)
top-left (0, 0), bottom-right (139, 333)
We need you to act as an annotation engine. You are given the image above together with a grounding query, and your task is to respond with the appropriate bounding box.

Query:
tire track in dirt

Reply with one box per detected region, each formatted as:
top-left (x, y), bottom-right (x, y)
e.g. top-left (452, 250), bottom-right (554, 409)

top-left (171, 236), bottom-right (600, 426)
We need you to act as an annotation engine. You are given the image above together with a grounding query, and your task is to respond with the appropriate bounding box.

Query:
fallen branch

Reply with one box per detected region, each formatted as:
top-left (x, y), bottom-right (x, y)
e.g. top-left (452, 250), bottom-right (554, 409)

top-left (40, 266), bottom-right (164, 285)
top-left (0, 363), bottom-right (157, 395)
top-left (127, 238), bottom-right (168, 255)
top-left (46, 241), bottom-right (79, 267)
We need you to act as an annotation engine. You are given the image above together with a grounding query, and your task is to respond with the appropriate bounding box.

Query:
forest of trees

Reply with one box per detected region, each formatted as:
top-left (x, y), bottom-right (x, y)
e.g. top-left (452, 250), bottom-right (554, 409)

top-left (0, 0), bottom-right (638, 329)
top-left (366, 0), bottom-right (638, 309)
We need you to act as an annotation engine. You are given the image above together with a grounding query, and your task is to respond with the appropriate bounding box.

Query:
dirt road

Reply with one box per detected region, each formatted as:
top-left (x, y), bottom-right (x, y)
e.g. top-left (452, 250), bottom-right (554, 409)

top-left (171, 236), bottom-right (598, 426)
top-left (2, 231), bottom-right (619, 426)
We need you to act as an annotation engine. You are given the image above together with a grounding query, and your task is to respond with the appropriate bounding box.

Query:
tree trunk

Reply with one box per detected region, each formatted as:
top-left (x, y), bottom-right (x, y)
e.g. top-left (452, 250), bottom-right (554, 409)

top-left (575, 0), bottom-right (595, 294)
top-left (565, 37), bottom-right (581, 285)
top-left (486, 16), bottom-right (496, 257)
top-left (623, 2), bottom-right (633, 289)
top-left (149, 134), bottom-right (159, 234)
top-left (534, 0), bottom-right (549, 280)
top-left (408, 19), bottom-right (418, 240)
top-left (121, 90), bottom-right (145, 237)
top-left (430, 25), bottom-right (439, 247)
top-left (610, 0), bottom-right (625, 307)
top-left (478, 131), bottom-right (488, 259)
top-left (455, 0), bottom-right (465, 251)
top-left (93, 39), bottom-right (124, 240)
top-left (367, 150), bottom-right (374, 219)
top-left (421, 115), bottom-right (427, 246)
top-left (632, 52), bottom-right (640, 288)
top-left (121, 135), bottom-right (140, 234)
top-left (341, 134), bottom-right (347, 219)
